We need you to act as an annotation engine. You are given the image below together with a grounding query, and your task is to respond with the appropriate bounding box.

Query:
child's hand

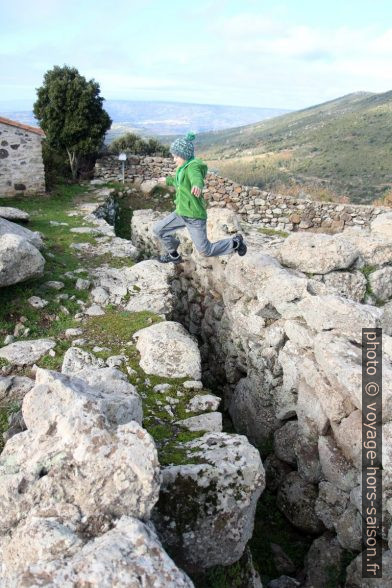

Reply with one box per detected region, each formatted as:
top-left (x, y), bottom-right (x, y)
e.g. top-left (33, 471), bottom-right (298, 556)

top-left (191, 186), bottom-right (202, 197)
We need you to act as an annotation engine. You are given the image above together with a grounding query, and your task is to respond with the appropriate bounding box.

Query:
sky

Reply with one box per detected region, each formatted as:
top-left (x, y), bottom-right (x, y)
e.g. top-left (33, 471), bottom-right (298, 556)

top-left (1, 0), bottom-right (392, 111)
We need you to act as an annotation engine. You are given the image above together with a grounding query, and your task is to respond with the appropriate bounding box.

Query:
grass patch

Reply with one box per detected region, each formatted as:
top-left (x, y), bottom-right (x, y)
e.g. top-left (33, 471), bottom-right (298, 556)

top-left (81, 308), bottom-right (212, 465)
top-left (258, 227), bottom-right (289, 238)
top-left (0, 401), bottom-right (21, 452)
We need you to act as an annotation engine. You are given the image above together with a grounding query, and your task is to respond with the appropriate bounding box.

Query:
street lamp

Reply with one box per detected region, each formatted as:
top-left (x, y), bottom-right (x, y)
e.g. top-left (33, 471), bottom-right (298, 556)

top-left (118, 152), bottom-right (127, 184)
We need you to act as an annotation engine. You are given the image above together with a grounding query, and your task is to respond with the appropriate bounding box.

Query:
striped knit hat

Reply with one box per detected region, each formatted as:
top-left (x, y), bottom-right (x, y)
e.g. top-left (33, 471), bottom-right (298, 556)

top-left (170, 132), bottom-right (196, 160)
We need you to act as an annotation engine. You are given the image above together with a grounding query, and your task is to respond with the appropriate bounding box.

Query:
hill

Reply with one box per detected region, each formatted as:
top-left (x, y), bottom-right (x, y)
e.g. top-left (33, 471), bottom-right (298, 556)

top-left (194, 91), bottom-right (392, 204)
top-left (0, 99), bottom-right (289, 142)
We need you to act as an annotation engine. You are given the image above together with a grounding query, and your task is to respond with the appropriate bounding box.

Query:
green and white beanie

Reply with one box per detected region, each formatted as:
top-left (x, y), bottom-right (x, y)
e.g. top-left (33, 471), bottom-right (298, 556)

top-left (170, 132), bottom-right (196, 160)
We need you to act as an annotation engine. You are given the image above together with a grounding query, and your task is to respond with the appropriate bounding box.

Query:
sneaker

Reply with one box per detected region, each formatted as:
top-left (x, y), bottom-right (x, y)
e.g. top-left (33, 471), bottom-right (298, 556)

top-left (233, 234), bottom-right (247, 256)
top-left (157, 251), bottom-right (183, 264)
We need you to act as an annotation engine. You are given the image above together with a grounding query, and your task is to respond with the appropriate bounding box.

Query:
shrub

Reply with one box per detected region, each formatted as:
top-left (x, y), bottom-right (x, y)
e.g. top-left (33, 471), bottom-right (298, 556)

top-left (109, 133), bottom-right (170, 157)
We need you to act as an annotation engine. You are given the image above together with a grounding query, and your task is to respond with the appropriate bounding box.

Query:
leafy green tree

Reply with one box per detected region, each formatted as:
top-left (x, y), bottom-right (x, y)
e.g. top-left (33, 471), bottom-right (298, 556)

top-left (109, 132), bottom-right (170, 157)
top-left (34, 65), bottom-right (112, 179)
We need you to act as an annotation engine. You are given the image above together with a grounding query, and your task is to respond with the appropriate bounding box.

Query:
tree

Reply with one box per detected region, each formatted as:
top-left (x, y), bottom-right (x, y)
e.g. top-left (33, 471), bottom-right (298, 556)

top-left (34, 65), bottom-right (112, 179)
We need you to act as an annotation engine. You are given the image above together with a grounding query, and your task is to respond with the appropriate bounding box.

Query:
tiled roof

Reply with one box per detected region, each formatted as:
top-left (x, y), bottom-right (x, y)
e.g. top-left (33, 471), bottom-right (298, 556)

top-left (0, 116), bottom-right (45, 137)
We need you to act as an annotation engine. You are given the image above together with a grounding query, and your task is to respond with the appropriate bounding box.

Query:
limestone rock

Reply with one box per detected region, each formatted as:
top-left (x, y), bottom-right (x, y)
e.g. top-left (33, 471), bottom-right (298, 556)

top-left (318, 435), bottom-right (358, 492)
top-left (304, 532), bottom-right (345, 588)
top-left (152, 432), bottom-right (265, 572)
top-left (341, 229), bottom-right (392, 265)
top-left (0, 371), bottom-right (160, 534)
top-left (278, 232), bottom-right (359, 274)
top-left (90, 260), bottom-right (175, 316)
top-left (313, 332), bottom-right (392, 422)
top-left (370, 211), bottom-right (392, 240)
top-left (283, 319), bottom-right (315, 348)
top-left (1, 516), bottom-right (194, 587)
top-left (186, 393), bottom-right (221, 412)
top-left (345, 549), bottom-right (392, 587)
top-left (273, 421), bottom-right (298, 466)
top-left (0, 217), bottom-right (43, 249)
top-left (44, 280), bottom-right (64, 290)
top-left (382, 301), bottom-right (392, 336)
top-left (140, 179), bottom-right (159, 194)
top-left (323, 269), bottom-right (367, 302)
top-left (0, 338), bottom-right (56, 366)
top-left (0, 375), bottom-right (34, 403)
top-left (61, 347), bottom-right (106, 374)
top-left (335, 503), bottom-right (362, 550)
top-left (35, 367), bottom-right (143, 427)
top-left (276, 471), bottom-right (325, 534)
top-left (369, 267), bottom-right (392, 301)
top-left (133, 321), bottom-right (201, 379)
top-left (28, 295), bottom-right (48, 309)
top-left (229, 373), bottom-right (280, 445)
top-left (297, 294), bottom-right (382, 343)
top-left (0, 206), bottom-right (29, 221)
top-left (0, 233), bottom-right (45, 287)
top-left (176, 412), bottom-right (222, 432)
top-left (314, 481), bottom-right (349, 531)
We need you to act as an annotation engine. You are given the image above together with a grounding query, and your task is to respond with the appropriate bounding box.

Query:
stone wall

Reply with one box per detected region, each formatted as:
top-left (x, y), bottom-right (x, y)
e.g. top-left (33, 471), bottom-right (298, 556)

top-left (130, 207), bottom-right (392, 585)
top-left (0, 120), bottom-right (45, 197)
top-left (94, 154), bottom-right (390, 233)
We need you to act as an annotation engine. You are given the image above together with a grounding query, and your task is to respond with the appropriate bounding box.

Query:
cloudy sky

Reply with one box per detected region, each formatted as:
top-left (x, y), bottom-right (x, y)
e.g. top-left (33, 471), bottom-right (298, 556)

top-left (1, 0), bottom-right (392, 111)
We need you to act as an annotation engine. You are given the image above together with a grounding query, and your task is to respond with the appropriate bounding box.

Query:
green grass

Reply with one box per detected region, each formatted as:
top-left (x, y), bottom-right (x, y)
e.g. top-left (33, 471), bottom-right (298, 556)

top-left (0, 401), bottom-right (21, 452)
top-left (0, 184), bottom-right (218, 465)
top-left (0, 184), bottom-right (100, 348)
top-left (258, 227), bottom-right (289, 238)
top-left (81, 308), bottom-right (213, 466)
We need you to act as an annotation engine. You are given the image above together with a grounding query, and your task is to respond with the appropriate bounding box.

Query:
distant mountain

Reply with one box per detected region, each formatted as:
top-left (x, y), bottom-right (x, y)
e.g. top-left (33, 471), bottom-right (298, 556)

top-left (195, 91), bottom-right (392, 204)
top-left (0, 99), bottom-right (290, 141)
top-left (103, 100), bottom-right (290, 140)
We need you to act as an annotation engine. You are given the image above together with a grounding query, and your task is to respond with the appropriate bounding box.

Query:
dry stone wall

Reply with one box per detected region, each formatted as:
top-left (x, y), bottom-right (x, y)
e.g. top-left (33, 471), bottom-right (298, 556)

top-left (0, 121), bottom-right (45, 197)
top-left (131, 206), bottom-right (392, 586)
top-left (95, 154), bottom-right (390, 232)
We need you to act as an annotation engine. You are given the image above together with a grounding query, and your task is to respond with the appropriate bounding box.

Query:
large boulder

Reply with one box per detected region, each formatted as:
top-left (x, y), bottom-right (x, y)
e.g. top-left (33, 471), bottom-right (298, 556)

top-left (36, 367), bottom-right (143, 426)
top-left (90, 259), bottom-right (175, 315)
top-left (0, 368), bottom-right (160, 534)
top-left (323, 269), bottom-right (367, 302)
top-left (0, 338), bottom-right (56, 366)
top-left (368, 267), bottom-right (392, 301)
top-left (0, 207), bottom-right (29, 222)
top-left (1, 515), bottom-right (194, 587)
top-left (133, 321), bottom-right (201, 379)
top-left (0, 233), bottom-right (45, 287)
top-left (297, 294), bottom-right (382, 343)
top-left (277, 232), bottom-right (359, 274)
top-left (152, 432), bottom-right (265, 573)
top-left (370, 211), bottom-right (392, 240)
top-left (0, 217), bottom-right (43, 249)
top-left (341, 228), bottom-right (392, 265)
top-left (276, 471), bottom-right (325, 535)
top-left (345, 549), bottom-right (392, 587)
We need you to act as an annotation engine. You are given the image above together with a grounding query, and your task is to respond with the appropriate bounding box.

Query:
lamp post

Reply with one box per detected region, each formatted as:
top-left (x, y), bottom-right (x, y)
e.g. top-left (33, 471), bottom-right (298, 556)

top-left (118, 152), bottom-right (127, 184)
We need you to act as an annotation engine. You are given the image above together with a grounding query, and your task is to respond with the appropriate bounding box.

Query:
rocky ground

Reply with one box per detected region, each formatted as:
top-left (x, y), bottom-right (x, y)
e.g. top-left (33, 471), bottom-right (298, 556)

top-left (2, 180), bottom-right (392, 587)
top-left (0, 183), bottom-right (265, 587)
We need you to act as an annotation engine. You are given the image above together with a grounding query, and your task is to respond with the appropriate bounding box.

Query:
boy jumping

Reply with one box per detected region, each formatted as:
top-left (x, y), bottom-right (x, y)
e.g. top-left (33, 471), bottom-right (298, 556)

top-left (153, 132), bottom-right (247, 264)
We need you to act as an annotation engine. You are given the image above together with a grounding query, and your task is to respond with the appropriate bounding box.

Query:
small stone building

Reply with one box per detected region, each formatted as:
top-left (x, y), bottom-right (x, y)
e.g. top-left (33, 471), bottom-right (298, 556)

top-left (0, 116), bottom-right (46, 197)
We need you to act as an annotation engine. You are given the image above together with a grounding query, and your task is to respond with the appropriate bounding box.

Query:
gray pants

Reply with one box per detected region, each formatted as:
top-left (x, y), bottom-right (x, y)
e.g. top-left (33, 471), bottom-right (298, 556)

top-left (153, 212), bottom-right (236, 257)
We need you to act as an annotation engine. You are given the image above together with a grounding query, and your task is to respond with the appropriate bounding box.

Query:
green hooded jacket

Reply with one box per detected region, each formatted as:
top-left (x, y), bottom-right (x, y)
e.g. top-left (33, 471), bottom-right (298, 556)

top-left (165, 156), bottom-right (208, 219)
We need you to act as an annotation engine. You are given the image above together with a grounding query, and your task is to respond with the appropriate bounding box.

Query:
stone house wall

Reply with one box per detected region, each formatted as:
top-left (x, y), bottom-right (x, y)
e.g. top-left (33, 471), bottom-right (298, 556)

top-left (94, 154), bottom-right (390, 233)
top-left (0, 118), bottom-right (46, 197)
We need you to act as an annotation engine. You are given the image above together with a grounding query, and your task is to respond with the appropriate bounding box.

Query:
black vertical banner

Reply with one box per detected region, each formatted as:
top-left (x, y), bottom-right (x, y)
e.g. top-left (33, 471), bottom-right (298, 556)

top-left (362, 327), bottom-right (383, 578)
